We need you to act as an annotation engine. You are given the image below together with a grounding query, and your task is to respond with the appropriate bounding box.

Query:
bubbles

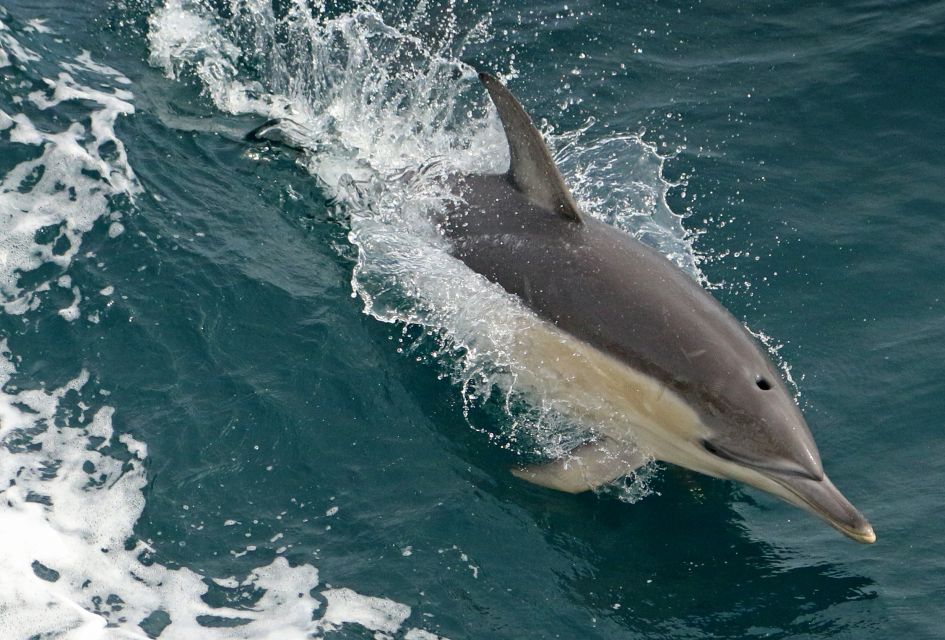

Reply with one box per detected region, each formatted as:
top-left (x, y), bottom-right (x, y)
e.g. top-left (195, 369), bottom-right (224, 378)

top-left (554, 129), bottom-right (699, 276)
top-left (598, 462), bottom-right (662, 505)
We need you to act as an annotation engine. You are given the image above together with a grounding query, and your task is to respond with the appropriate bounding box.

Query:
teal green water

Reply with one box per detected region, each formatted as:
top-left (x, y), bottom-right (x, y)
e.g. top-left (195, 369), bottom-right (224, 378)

top-left (1, 0), bottom-right (943, 638)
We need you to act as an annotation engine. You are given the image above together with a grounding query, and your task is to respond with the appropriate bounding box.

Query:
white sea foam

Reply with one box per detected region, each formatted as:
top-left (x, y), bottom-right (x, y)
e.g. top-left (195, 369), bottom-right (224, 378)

top-left (319, 588), bottom-right (412, 635)
top-left (1, 10), bottom-right (441, 639)
top-left (0, 39), bottom-right (137, 314)
top-left (0, 16), bottom-right (40, 67)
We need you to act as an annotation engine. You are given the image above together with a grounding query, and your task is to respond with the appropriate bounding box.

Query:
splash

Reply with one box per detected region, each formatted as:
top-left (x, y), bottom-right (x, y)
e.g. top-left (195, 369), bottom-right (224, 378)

top-left (145, 0), bottom-right (699, 476)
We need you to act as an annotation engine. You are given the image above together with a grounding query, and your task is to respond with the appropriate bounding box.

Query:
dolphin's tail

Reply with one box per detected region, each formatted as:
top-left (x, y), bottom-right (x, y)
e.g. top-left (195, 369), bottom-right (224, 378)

top-left (246, 118), bottom-right (313, 152)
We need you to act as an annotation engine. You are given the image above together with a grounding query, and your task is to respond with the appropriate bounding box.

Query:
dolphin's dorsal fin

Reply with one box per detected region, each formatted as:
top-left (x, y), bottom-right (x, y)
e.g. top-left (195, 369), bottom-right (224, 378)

top-left (479, 73), bottom-right (583, 224)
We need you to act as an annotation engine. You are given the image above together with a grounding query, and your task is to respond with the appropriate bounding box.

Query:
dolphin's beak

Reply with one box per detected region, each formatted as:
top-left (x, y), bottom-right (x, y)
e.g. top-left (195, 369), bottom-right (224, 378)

top-left (769, 472), bottom-right (876, 544)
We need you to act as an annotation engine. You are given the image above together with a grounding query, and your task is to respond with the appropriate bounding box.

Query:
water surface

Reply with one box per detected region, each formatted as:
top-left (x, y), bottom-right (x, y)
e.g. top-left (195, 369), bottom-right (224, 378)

top-left (1, 0), bottom-right (943, 638)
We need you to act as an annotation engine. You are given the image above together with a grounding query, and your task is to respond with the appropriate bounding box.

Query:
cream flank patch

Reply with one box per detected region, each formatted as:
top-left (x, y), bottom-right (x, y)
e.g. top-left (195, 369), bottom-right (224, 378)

top-left (508, 315), bottom-right (813, 506)
top-left (502, 315), bottom-right (709, 464)
top-left (502, 314), bottom-right (842, 517)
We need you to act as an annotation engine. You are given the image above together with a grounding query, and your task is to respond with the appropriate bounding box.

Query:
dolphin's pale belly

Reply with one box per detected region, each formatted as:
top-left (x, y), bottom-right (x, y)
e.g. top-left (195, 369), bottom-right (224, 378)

top-left (504, 306), bottom-right (708, 465)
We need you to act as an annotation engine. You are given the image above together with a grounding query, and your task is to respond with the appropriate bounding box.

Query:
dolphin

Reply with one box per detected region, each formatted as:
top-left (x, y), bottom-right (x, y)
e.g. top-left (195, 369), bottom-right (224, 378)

top-left (247, 74), bottom-right (875, 544)
top-left (437, 73), bottom-right (874, 544)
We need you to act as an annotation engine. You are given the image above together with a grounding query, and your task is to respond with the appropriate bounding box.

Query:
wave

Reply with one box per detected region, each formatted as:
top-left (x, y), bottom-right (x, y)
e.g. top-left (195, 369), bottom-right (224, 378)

top-left (0, 5), bottom-right (448, 638)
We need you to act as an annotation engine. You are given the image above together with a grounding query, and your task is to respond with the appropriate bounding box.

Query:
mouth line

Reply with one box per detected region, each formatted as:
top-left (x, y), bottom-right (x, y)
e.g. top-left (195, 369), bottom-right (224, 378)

top-left (698, 440), bottom-right (875, 543)
top-left (701, 440), bottom-right (821, 481)
top-left (768, 476), bottom-right (876, 544)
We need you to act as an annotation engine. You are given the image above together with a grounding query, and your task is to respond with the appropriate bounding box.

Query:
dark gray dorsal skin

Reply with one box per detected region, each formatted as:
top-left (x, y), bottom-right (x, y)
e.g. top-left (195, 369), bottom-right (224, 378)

top-left (439, 73), bottom-right (875, 543)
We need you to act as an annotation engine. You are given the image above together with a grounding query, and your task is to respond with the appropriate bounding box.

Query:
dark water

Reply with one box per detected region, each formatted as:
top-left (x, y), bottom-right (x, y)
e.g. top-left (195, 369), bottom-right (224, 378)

top-left (1, 0), bottom-right (943, 638)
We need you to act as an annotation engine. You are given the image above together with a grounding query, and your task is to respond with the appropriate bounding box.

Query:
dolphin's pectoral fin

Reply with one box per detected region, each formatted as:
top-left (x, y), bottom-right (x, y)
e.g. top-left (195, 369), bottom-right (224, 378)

top-left (478, 72), bottom-right (584, 224)
top-left (511, 438), bottom-right (648, 493)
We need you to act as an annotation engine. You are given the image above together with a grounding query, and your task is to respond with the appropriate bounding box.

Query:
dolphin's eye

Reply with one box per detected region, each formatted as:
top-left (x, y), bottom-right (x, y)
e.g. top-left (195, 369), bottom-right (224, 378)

top-left (756, 376), bottom-right (772, 391)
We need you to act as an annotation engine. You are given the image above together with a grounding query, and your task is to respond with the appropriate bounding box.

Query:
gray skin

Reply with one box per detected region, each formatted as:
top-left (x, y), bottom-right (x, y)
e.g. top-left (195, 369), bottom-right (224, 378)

top-left (438, 73), bottom-right (875, 543)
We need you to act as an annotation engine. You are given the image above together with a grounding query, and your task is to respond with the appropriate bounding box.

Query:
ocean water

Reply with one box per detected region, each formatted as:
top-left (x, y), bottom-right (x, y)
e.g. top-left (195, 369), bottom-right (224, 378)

top-left (0, 0), bottom-right (943, 638)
